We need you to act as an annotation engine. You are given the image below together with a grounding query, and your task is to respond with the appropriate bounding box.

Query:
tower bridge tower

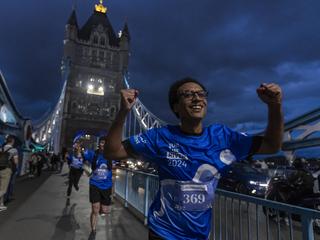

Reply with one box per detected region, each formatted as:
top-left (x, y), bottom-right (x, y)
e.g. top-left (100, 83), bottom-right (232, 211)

top-left (60, 0), bottom-right (130, 149)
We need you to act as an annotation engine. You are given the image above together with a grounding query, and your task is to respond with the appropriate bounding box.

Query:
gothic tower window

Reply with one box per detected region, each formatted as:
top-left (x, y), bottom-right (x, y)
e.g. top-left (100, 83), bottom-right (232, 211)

top-left (105, 52), bottom-right (110, 63)
top-left (93, 35), bottom-right (98, 44)
top-left (76, 80), bottom-right (82, 87)
top-left (87, 103), bottom-right (100, 115)
top-left (110, 105), bottom-right (116, 117)
top-left (72, 102), bottom-right (77, 112)
top-left (83, 47), bottom-right (89, 57)
top-left (100, 37), bottom-right (105, 46)
top-left (110, 53), bottom-right (113, 63)
top-left (92, 50), bottom-right (97, 62)
top-left (99, 51), bottom-right (104, 60)
top-left (108, 84), bottom-right (115, 92)
top-left (86, 77), bottom-right (104, 96)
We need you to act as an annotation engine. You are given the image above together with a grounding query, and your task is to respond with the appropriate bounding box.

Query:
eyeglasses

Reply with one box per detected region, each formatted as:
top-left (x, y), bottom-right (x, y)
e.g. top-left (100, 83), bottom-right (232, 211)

top-left (178, 90), bottom-right (209, 100)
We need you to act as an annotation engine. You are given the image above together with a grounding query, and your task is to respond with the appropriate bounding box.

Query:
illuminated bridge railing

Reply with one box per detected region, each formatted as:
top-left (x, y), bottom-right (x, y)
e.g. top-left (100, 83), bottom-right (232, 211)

top-left (114, 168), bottom-right (320, 240)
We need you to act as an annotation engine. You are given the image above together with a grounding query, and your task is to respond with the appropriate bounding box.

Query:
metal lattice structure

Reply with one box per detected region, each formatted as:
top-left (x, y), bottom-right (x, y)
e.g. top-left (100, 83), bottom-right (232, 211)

top-left (122, 75), bottom-right (166, 139)
top-left (32, 82), bottom-right (66, 153)
top-left (32, 59), bottom-right (70, 153)
top-left (282, 108), bottom-right (320, 151)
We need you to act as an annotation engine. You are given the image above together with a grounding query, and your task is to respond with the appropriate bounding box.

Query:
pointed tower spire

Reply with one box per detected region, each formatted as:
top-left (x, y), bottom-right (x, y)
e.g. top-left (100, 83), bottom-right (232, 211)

top-left (67, 10), bottom-right (78, 27)
top-left (72, 0), bottom-right (77, 11)
top-left (121, 22), bottom-right (130, 41)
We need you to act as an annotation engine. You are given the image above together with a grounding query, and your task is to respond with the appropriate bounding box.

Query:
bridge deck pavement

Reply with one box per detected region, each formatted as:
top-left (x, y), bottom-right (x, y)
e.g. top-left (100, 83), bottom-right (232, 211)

top-left (0, 165), bottom-right (148, 240)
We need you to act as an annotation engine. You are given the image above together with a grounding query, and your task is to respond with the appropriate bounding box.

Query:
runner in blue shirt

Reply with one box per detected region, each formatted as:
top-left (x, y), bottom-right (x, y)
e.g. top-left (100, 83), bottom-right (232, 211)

top-left (66, 140), bottom-right (84, 198)
top-left (85, 137), bottom-right (113, 239)
top-left (104, 77), bottom-right (283, 240)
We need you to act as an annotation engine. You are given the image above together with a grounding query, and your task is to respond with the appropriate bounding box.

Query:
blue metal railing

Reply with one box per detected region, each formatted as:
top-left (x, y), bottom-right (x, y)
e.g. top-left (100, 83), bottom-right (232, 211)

top-left (114, 168), bottom-right (320, 240)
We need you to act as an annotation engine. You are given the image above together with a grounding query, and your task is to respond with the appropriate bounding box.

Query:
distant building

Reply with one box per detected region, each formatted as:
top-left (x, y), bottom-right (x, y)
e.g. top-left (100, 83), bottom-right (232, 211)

top-left (60, 1), bottom-right (130, 149)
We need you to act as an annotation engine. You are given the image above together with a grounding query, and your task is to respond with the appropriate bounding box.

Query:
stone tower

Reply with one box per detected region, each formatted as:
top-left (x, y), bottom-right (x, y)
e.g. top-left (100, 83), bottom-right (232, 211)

top-left (60, 0), bottom-right (130, 149)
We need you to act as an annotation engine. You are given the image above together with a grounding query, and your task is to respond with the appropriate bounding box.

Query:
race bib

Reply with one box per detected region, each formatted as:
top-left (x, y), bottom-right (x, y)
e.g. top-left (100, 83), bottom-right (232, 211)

top-left (91, 168), bottom-right (108, 180)
top-left (161, 179), bottom-right (218, 211)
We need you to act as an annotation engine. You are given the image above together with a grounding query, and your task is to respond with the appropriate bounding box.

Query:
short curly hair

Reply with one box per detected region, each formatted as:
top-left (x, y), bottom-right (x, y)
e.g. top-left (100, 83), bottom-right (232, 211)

top-left (168, 77), bottom-right (206, 118)
top-left (98, 136), bottom-right (107, 143)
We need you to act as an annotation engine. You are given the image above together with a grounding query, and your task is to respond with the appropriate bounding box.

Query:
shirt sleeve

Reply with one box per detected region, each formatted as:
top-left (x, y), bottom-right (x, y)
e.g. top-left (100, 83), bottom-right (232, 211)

top-left (9, 148), bottom-right (18, 158)
top-left (123, 128), bottom-right (159, 162)
top-left (222, 126), bottom-right (255, 161)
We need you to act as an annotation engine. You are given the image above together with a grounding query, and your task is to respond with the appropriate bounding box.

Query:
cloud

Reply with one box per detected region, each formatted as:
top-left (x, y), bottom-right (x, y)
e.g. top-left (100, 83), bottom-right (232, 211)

top-left (0, 0), bottom-right (319, 131)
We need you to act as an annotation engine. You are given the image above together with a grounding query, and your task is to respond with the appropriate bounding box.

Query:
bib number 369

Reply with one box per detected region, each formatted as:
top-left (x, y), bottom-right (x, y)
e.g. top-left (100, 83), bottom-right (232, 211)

top-left (183, 193), bottom-right (206, 204)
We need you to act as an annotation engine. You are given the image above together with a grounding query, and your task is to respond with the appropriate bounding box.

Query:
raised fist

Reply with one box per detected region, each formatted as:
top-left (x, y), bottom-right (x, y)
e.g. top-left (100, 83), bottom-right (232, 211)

top-left (120, 89), bottom-right (139, 111)
top-left (256, 83), bottom-right (282, 105)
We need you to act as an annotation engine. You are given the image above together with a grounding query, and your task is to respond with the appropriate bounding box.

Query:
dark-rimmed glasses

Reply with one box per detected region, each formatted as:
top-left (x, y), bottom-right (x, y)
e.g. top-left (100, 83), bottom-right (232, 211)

top-left (178, 90), bottom-right (209, 100)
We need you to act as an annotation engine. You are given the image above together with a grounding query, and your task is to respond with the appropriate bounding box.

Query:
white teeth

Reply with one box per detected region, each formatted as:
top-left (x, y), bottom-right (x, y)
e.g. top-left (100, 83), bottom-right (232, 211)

top-left (191, 106), bottom-right (202, 109)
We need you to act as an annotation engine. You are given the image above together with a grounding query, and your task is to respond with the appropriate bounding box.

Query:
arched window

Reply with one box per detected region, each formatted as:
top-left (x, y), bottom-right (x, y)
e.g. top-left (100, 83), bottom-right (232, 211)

top-left (99, 51), bottom-right (104, 59)
top-left (100, 37), bottom-right (105, 46)
top-left (72, 102), bottom-right (77, 111)
top-left (110, 106), bottom-right (116, 118)
top-left (93, 35), bottom-right (98, 44)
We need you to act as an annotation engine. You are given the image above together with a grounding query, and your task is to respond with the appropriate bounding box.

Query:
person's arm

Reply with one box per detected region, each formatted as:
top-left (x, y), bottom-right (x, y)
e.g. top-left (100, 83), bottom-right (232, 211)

top-left (11, 148), bottom-right (19, 166)
top-left (255, 83), bottom-right (283, 154)
top-left (13, 155), bottom-right (18, 166)
top-left (104, 89), bottom-right (139, 160)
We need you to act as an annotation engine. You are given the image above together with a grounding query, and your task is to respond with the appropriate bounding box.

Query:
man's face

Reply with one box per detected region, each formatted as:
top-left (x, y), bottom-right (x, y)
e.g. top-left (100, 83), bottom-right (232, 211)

top-left (73, 141), bottom-right (81, 151)
top-left (174, 82), bottom-right (208, 121)
top-left (99, 140), bottom-right (105, 150)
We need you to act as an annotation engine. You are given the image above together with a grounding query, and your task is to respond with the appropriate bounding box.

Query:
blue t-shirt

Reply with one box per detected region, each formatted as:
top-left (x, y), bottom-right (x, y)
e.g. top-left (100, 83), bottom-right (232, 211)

top-left (67, 153), bottom-right (84, 169)
top-left (85, 150), bottom-right (112, 190)
top-left (127, 124), bottom-right (254, 240)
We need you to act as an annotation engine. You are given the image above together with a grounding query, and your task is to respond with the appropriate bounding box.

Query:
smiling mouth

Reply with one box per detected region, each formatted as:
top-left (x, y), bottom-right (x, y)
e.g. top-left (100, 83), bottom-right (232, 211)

top-left (188, 105), bottom-right (205, 113)
top-left (190, 104), bottom-right (203, 109)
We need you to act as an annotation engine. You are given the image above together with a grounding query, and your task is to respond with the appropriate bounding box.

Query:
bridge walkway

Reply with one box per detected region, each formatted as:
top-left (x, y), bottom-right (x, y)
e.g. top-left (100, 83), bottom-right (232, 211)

top-left (0, 165), bottom-right (147, 240)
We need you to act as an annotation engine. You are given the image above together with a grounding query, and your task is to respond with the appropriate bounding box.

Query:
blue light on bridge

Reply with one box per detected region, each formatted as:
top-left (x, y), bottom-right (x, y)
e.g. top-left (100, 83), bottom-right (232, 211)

top-left (0, 104), bottom-right (17, 125)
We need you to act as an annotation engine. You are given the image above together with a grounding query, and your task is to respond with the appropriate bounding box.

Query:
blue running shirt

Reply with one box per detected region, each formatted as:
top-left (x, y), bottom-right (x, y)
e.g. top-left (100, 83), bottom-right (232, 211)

top-left (85, 150), bottom-right (112, 190)
top-left (67, 153), bottom-right (84, 169)
top-left (127, 124), bottom-right (254, 240)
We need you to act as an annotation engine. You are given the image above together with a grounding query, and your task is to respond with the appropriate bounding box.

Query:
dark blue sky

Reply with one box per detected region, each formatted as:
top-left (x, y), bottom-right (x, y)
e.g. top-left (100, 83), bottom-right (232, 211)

top-left (0, 0), bottom-right (319, 131)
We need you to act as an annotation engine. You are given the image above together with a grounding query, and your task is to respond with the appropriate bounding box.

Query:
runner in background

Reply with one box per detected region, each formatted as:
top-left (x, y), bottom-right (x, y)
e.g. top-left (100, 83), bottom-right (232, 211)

top-left (66, 140), bottom-right (84, 198)
top-left (85, 136), bottom-right (113, 239)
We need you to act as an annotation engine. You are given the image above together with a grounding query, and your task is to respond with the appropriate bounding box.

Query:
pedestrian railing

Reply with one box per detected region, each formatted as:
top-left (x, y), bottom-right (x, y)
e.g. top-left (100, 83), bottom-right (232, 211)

top-left (114, 168), bottom-right (159, 224)
top-left (114, 168), bottom-right (320, 240)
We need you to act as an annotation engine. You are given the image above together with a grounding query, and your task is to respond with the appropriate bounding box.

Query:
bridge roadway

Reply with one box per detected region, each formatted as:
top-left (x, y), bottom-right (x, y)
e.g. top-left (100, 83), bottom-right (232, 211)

top-left (0, 166), bottom-right (147, 240)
